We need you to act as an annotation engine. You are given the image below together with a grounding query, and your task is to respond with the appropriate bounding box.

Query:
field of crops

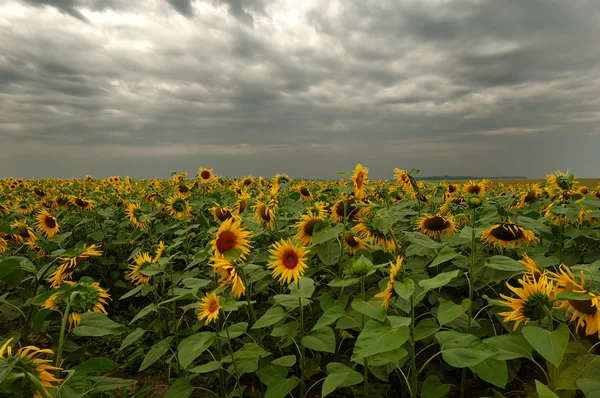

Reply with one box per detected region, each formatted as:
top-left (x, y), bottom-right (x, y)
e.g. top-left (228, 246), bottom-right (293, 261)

top-left (1, 167), bottom-right (600, 398)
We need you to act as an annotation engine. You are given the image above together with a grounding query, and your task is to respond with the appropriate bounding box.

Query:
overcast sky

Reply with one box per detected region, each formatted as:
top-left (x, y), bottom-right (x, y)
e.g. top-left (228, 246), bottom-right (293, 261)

top-left (1, 0), bottom-right (600, 180)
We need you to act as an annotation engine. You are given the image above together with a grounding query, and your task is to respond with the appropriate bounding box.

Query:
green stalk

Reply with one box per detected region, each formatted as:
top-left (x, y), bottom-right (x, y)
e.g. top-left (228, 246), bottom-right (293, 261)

top-left (339, 200), bottom-right (349, 277)
top-left (361, 278), bottom-right (369, 398)
top-left (55, 293), bottom-right (75, 375)
top-left (25, 372), bottom-right (51, 398)
top-left (215, 317), bottom-right (226, 396)
top-left (23, 276), bottom-right (40, 342)
top-left (409, 294), bottom-right (417, 398)
top-left (461, 207), bottom-right (477, 398)
top-left (224, 317), bottom-right (243, 397)
top-left (298, 296), bottom-right (306, 397)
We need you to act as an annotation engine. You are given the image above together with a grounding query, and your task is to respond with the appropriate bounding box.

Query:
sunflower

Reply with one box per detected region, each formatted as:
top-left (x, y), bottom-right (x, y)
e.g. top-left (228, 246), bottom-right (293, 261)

top-left (10, 220), bottom-right (37, 243)
top-left (519, 254), bottom-right (545, 280)
top-left (173, 172), bottom-right (188, 184)
top-left (126, 242), bottom-right (165, 286)
top-left (42, 280), bottom-right (111, 329)
top-left (375, 256), bottom-right (404, 309)
top-left (197, 291), bottom-right (221, 324)
top-left (15, 199), bottom-right (35, 215)
top-left (394, 168), bottom-right (414, 192)
top-left (268, 238), bottom-right (310, 285)
top-left (34, 209), bottom-right (60, 238)
top-left (212, 204), bottom-right (234, 222)
top-left (351, 163), bottom-right (368, 199)
top-left (241, 176), bottom-right (255, 187)
top-left (72, 197), bottom-right (95, 211)
top-left (165, 192), bottom-right (191, 219)
top-left (295, 210), bottom-right (323, 245)
top-left (296, 185), bottom-right (313, 201)
top-left (343, 233), bottom-right (367, 254)
top-left (543, 202), bottom-right (588, 226)
top-left (416, 213), bottom-right (456, 240)
top-left (547, 170), bottom-right (575, 193)
top-left (0, 338), bottom-right (62, 398)
top-left (0, 202), bottom-right (10, 216)
top-left (481, 222), bottom-right (537, 248)
top-left (517, 184), bottom-right (542, 207)
top-left (32, 186), bottom-right (47, 197)
top-left (211, 217), bottom-right (252, 260)
top-left (463, 180), bottom-right (487, 195)
top-left (53, 195), bottom-right (70, 209)
top-left (0, 235), bottom-right (8, 254)
top-left (352, 211), bottom-right (396, 252)
top-left (254, 200), bottom-right (276, 230)
top-left (125, 202), bottom-right (149, 230)
top-left (235, 191), bottom-right (251, 215)
top-left (198, 168), bottom-right (214, 183)
top-left (309, 201), bottom-right (329, 219)
top-left (47, 244), bottom-right (102, 288)
top-left (498, 274), bottom-right (556, 331)
top-left (550, 265), bottom-right (600, 337)
top-left (211, 257), bottom-right (246, 298)
top-left (330, 198), bottom-right (359, 223)
top-left (274, 174), bottom-right (291, 184)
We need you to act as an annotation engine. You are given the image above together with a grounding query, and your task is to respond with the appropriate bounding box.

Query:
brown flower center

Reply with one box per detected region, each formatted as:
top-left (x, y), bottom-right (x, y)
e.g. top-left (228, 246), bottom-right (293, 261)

top-left (423, 216), bottom-right (450, 231)
top-left (208, 301), bottom-right (219, 312)
top-left (300, 187), bottom-right (310, 196)
top-left (524, 190), bottom-right (537, 202)
top-left (44, 216), bottom-right (56, 229)
top-left (344, 233), bottom-right (359, 248)
top-left (468, 185), bottom-right (482, 194)
top-left (216, 231), bottom-right (236, 253)
top-left (490, 225), bottom-right (524, 241)
top-left (303, 219), bottom-right (321, 237)
top-left (201, 171), bottom-right (211, 180)
top-left (259, 205), bottom-right (271, 222)
top-left (283, 250), bottom-right (299, 269)
top-left (569, 299), bottom-right (597, 315)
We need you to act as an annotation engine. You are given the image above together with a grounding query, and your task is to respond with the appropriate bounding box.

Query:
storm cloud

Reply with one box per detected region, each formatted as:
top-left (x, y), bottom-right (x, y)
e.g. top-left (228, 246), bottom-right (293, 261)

top-left (1, 0), bottom-right (599, 179)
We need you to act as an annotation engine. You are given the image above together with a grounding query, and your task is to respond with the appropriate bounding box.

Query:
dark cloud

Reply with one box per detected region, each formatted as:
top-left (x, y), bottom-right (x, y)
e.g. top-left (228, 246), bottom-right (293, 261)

top-left (1, 0), bottom-right (600, 179)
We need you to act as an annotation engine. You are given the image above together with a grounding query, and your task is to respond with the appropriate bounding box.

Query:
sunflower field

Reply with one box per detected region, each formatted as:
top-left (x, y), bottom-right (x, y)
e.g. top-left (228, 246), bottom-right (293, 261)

top-left (1, 167), bottom-right (600, 398)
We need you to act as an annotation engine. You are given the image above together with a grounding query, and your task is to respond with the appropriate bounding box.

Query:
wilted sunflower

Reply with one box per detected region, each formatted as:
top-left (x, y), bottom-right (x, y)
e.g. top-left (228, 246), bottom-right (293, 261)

top-left (517, 184), bottom-right (542, 207)
top-left (125, 202), bottom-right (149, 230)
top-left (343, 233), bottom-right (367, 254)
top-left (234, 191), bottom-right (250, 215)
top-left (295, 210), bottom-right (323, 245)
top-left (297, 185), bottom-right (313, 201)
top-left (211, 257), bottom-right (245, 298)
top-left (330, 198), bottom-right (359, 223)
top-left (9, 220), bottom-right (37, 244)
top-left (543, 201), bottom-right (588, 226)
top-left (125, 242), bottom-right (165, 286)
top-left (394, 168), bottom-right (414, 192)
top-left (254, 200), bottom-right (276, 230)
top-left (197, 291), bottom-right (221, 324)
top-left (416, 213), bottom-right (456, 240)
top-left (198, 168), bottom-right (214, 183)
top-left (212, 204), bottom-right (234, 222)
top-left (268, 238), bottom-right (310, 285)
top-left (72, 197), bottom-right (95, 211)
top-left (165, 192), bottom-right (191, 219)
top-left (547, 170), bottom-right (575, 193)
top-left (498, 274), bottom-right (556, 331)
top-left (375, 256), bottom-right (404, 309)
top-left (53, 195), bottom-right (70, 210)
top-left (550, 265), bottom-right (600, 337)
top-left (211, 217), bottom-right (252, 260)
top-left (352, 210), bottom-right (396, 252)
top-left (32, 186), bottom-right (47, 197)
top-left (481, 222), bottom-right (537, 248)
top-left (0, 338), bottom-right (62, 398)
top-left (519, 254), bottom-right (545, 280)
top-left (351, 163), bottom-right (368, 199)
top-left (34, 209), bottom-right (60, 238)
top-left (42, 280), bottom-right (111, 329)
top-left (47, 244), bottom-right (102, 288)
top-left (15, 199), bottom-right (35, 215)
top-left (463, 180), bottom-right (487, 195)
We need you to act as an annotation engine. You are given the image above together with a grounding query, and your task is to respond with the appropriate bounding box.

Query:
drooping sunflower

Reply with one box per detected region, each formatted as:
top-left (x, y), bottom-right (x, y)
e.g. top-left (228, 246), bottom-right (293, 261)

top-left (32, 186), bottom-right (47, 197)
top-left (198, 168), bottom-right (214, 183)
top-left (211, 257), bottom-right (246, 298)
top-left (72, 197), bottom-right (95, 211)
top-left (125, 202), bottom-right (149, 230)
top-left (173, 172), bottom-right (188, 184)
top-left (352, 210), bottom-right (396, 252)
top-left (546, 170), bottom-right (575, 193)
top-left (34, 209), bottom-right (60, 238)
top-left (15, 199), bottom-right (35, 215)
top-left (0, 338), bottom-right (62, 398)
top-left (375, 256), bottom-right (404, 309)
top-left (234, 191), bottom-right (250, 215)
top-left (416, 213), bottom-right (456, 240)
top-left (125, 242), bottom-right (164, 286)
top-left (47, 244), bottom-right (102, 288)
top-left (463, 180), bottom-right (487, 195)
top-left (197, 291), bottom-right (221, 324)
top-left (9, 220), bottom-right (37, 243)
top-left (165, 192), bottom-right (191, 219)
top-left (498, 274), bottom-right (556, 331)
top-left (295, 210), bottom-right (323, 245)
top-left (543, 201), bottom-right (588, 226)
top-left (0, 235), bottom-right (8, 254)
top-left (330, 197), bottom-right (359, 223)
top-left (519, 253), bottom-right (545, 280)
top-left (550, 265), bottom-right (600, 337)
top-left (343, 233), bottom-right (367, 254)
top-left (268, 238), bottom-right (310, 285)
top-left (0, 202), bottom-right (10, 216)
top-left (394, 168), bottom-right (414, 192)
top-left (211, 204), bottom-right (234, 222)
top-left (254, 200), bottom-right (276, 230)
top-left (211, 217), bottom-right (252, 260)
top-left (274, 173), bottom-right (291, 185)
top-left (517, 184), bottom-right (542, 208)
top-left (53, 195), bottom-right (70, 210)
top-left (481, 222), bottom-right (537, 248)
top-left (351, 163), bottom-right (368, 199)
top-left (42, 280), bottom-right (111, 329)
top-left (297, 185), bottom-right (313, 201)
top-left (241, 176), bottom-right (255, 187)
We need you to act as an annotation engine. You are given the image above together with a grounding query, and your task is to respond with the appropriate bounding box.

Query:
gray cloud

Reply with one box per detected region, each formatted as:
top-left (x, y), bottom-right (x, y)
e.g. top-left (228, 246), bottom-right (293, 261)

top-left (1, 0), bottom-right (600, 179)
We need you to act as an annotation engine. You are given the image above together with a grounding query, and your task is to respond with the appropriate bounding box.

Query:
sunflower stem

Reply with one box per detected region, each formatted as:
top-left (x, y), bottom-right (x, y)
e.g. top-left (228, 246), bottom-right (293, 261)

top-left (298, 295), bottom-right (306, 397)
top-left (56, 292), bottom-right (75, 376)
top-left (23, 275), bottom-right (40, 342)
top-left (461, 207), bottom-right (477, 398)
top-left (361, 277), bottom-right (369, 398)
top-left (339, 200), bottom-right (349, 277)
top-left (215, 317), bottom-right (226, 396)
top-left (224, 316), bottom-right (243, 397)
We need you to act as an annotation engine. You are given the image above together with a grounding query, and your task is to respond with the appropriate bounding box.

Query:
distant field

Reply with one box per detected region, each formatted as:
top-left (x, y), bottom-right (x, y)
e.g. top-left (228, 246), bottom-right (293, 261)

top-left (431, 178), bottom-right (600, 186)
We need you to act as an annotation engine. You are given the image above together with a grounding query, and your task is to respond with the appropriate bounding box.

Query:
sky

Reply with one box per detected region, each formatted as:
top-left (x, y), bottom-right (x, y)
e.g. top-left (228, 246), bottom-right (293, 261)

top-left (1, 0), bottom-right (600, 180)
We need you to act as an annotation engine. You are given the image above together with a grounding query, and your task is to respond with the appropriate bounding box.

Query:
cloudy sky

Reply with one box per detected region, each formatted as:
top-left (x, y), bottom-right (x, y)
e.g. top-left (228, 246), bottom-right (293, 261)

top-left (1, 0), bottom-right (600, 180)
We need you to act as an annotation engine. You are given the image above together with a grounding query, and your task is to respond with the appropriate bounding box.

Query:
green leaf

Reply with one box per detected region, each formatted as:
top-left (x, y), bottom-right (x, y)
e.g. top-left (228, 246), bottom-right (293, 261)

top-left (421, 375), bottom-right (451, 398)
top-left (436, 299), bottom-right (471, 325)
top-left (252, 307), bottom-right (287, 329)
top-left (436, 331), bottom-right (497, 368)
top-left (119, 285), bottom-right (143, 300)
top-left (188, 361), bottom-right (221, 374)
top-left (394, 279), bottom-right (415, 300)
top-left (289, 277), bottom-right (315, 298)
top-left (485, 256), bottom-right (526, 272)
top-left (0, 258), bottom-right (25, 287)
top-left (119, 328), bottom-right (146, 351)
top-left (257, 365), bottom-right (288, 386)
top-left (312, 305), bottom-right (346, 331)
top-left (483, 334), bottom-right (532, 360)
top-left (72, 313), bottom-right (125, 337)
top-left (470, 357), bottom-right (508, 388)
top-left (414, 318), bottom-right (440, 341)
top-left (556, 292), bottom-right (594, 301)
top-left (130, 303), bottom-right (157, 324)
top-left (351, 319), bottom-right (409, 362)
top-left (535, 380), bottom-right (559, 398)
top-left (89, 376), bottom-right (137, 392)
top-left (313, 223), bottom-right (344, 245)
top-left (164, 377), bottom-right (194, 398)
top-left (577, 378), bottom-right (600, 398)
top-left (317, 240), bottom-right (341, 266)
top-left (221, 343), bottom-right (271, 362)
top-left (48, 232), bottom-right (72, 244)
top-left (403, 231), bottom-right (444, 249)
top-left (74, 357), bottom-right (118, 373)
top-left (322, 362), bottom-right (364, 397)
top-left (265, 377), bottom-right (299, 398)
top-left (522, 324), bottom-right (569, 367)
top-left (218, 322), bottom-right (248, 339)
top-left (555, 354), bottom-right (600, 390)
top-left (178, 332), bottom-right (215, 369)
top-left (272, 355), bottom-right (296, 367)
top-left (328, 278), bottom-right (360, 287)
top-left (430, 247), bottom-right (460, 268)
top-left (419, 270), bottom-right (461, 293)
top-left (302, 326), bottom-right (335, 353)
top-left (351, 298), bottom-right (387, 322)
top-left (139, 336), bottom-right (173, 371)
